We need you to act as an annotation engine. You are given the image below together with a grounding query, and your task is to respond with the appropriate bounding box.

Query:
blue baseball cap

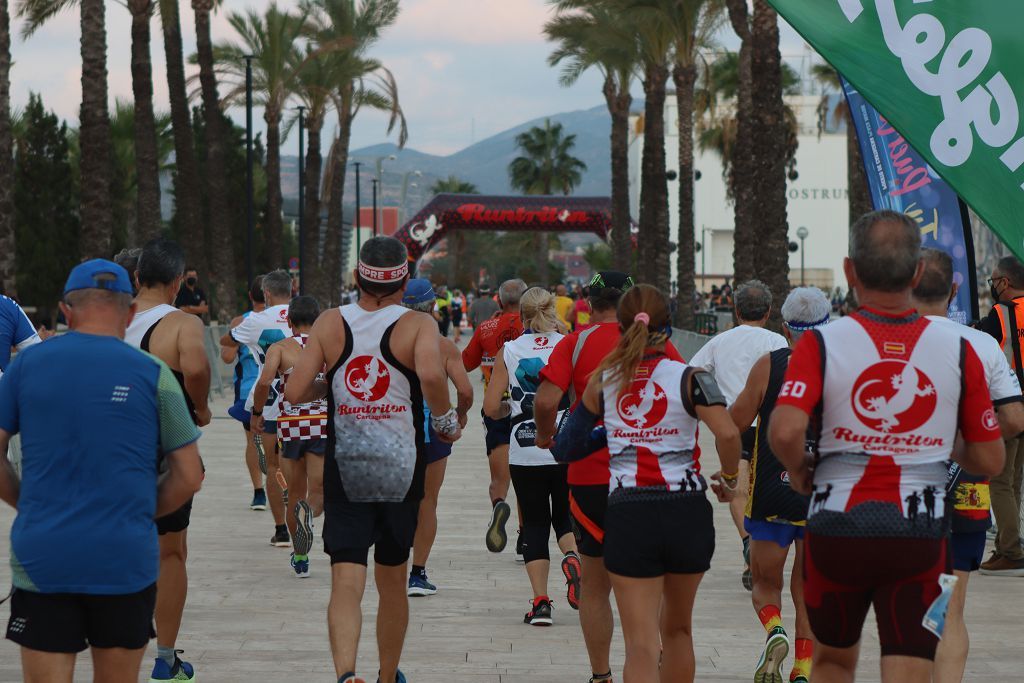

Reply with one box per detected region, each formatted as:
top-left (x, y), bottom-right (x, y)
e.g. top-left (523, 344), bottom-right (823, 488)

top-left (402, 278), bottom-right (435, 306)
top-left (63, 259), bottom-right (134, 296)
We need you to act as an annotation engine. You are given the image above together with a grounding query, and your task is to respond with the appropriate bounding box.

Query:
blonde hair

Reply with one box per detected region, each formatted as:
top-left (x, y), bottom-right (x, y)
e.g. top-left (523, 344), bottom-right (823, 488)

top-left (519, 287), bottom-right (561, 334)
top-left (593, 284), bottom-right (671, 394)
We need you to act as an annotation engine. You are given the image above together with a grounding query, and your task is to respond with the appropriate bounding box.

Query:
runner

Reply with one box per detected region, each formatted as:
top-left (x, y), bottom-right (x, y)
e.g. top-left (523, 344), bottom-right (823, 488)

top-left (729, 287), bottom-right (832, 683)
top-left (401, 279), bottom-right (474, 596)
top-left (450, 288), bottom-right (465, 343)
top-left (251, 295), bottom-right (329, 579)
top-left (552, 284), bottom-right (741, 682)
top-left (468, 285), bottom-right (498, 328)
top-left (435, 284), bottom-right (453, 338)
top-left (221, 269), bottom-right (295, 547)
top-left (285, 236), bottom-right (461, 683)
top-left (463, 278), bottom-right (527, 555)
top-left (688, 280), bottom-right (787, 590)
top-left (554, 284), bottom-right (574, 330)
top-left (0, 259), bottom-right (203, 683)
top-left (911, 249), bottom-right (1024, 683)
top-left (483, 287), bottom-right (579, 626)
top-left (0, 293), bottom-right (41, 377)
top-left (573, 287), bottom-right (592, 331)
top-left (123, 238), bottom-right (210, 683)
top-left (221, 277), bottom-right (272, 510)
top-left (769, 211), bottom-right (1005, 683)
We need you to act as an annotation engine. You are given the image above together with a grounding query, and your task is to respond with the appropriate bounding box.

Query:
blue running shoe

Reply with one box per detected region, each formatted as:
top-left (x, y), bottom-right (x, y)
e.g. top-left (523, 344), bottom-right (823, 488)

top-left (250, 489), bottom-right (267, 511)
top-left (407, 572), bottom-right (437, 596)
top-left (148, 651), bottom-right (195, 682)
top-left (293, 500), bottom-right (314, 556)
top-left (291, 552), bottom-right (310, 578)
top-left (376, 670), bottom-right (406, 683)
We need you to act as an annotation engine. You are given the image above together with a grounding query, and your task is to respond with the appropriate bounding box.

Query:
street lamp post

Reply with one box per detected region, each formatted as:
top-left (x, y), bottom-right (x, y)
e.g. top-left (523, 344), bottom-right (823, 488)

top-left (797, 226), bottom-right (809, 286)
top-left (245, 55), bottom-right (254, 288)
top-left (372, 179), bottom-right (379, 236)
top-left (352, 161), bottom-right (362, 260)
top-left (296, 106), bottom-right (306, 295)
top-left (701, 226), bottom-right (712, 292)
top-left (399, 170), bottom-right (422, 223)
top-left (375, 153), bottom-right (396, 231)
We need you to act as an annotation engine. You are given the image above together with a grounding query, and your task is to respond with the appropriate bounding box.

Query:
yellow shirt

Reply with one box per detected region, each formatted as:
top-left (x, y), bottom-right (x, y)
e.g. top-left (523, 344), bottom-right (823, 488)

top-left (555, 296), bottom-right (574, 328)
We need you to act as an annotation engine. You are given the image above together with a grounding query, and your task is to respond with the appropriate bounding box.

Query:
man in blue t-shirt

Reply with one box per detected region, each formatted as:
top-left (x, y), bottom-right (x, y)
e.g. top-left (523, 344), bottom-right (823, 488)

top-left (0, 294), bottom-right (41, 377)
top-left (0, 260), bottom-right (203, 681)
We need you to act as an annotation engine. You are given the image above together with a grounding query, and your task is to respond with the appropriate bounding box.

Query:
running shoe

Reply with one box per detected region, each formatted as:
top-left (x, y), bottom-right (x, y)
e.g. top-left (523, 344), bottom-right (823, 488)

top-left (250, 489), bottom-right (267, 511)
top-left (148, 651), bottom-right (195, 682)
top-left (754, 625), bottom-right (790, 683)
top-left (270, 527), bottom-right (291, 547)
top-left (376, 671), bottom-right (406, 683)
top-left (524, 596), bottom-right (553, 626)
top-left (515, 532), bottom-right (526, 563)
top-left (290, 552), bottom-right (310, 578)
top-left (588, 674), bottom-right (613, 682)
top-left (790, 677), bottom-right (809, 683)
top-left (561, 551), bottom-right (582, 610)
top-left (254, 433), bottom-right (268, 475)
top-left (408, 572), bottom-right (437, 597)
top-left (486, 500), bottom-right (511, 553)
top-left (338, 674), bottom-right (366, 683)
top-left (293, 500), bottom-right (314, 557)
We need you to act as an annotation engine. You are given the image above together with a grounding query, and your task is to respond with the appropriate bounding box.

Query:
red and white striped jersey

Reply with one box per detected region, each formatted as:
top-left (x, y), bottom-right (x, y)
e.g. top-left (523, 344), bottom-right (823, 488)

top-left (277, 334), bottom-right (328, 442)
top-left (602, 357), bottom-right (703, 493)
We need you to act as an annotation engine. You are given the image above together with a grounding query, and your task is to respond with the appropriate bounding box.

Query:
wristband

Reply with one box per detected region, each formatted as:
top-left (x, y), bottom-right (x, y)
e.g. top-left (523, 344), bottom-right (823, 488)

top-left (252, 410), bottom-right (263, 418)
top-left (430, 407), bottom-right (460, 437)
top-left (720, 470), bottom-right (739, 481)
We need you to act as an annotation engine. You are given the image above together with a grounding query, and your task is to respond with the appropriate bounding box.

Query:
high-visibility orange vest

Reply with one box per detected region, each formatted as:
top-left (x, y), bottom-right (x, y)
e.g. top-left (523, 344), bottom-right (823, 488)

top-left (994, 300), bottom-right (1024, 386)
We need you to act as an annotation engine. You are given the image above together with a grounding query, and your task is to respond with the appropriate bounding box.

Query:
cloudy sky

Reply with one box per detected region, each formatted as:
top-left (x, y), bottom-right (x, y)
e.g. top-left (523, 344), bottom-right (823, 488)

top-left (11, 0), bottom-right (809, 156)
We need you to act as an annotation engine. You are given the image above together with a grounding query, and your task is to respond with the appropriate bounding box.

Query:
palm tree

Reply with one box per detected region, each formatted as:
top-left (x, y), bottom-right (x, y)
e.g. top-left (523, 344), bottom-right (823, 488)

top-left (545, 2), bottom-right (640, 274)
top-left (306, 0), bottom-right (407, 305)
top-left (18, 0), bottom-right (114, 258)
top-left (212, 3), bottom-right (305, 270)
top-left (192, 0), bottom-right (236, 319)
top-left (508, 119), bottom-right (587, 286)
top-left (431, 175), bottom-right (478, 195)
top-left (158, 0), bottom-right (205, 270)
top-left (126, 0), bottom-right (161, 241)
top-left (431, 175), bottom-right (478, 288)
top-left (0, 0), bottom-right (14, 295)
top-left (811, 63), bottom-right (872, 222)
top-left (723, 0), bottom-right (756, 285)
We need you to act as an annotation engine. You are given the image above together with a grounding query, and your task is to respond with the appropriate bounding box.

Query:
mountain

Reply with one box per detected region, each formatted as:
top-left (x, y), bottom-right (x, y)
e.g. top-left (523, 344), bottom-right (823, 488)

top-left (279, 103), bottom-right (618, 218)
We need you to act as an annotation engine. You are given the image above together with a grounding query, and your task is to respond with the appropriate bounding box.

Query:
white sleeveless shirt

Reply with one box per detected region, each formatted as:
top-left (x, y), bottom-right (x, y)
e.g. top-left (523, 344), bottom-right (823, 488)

top-left (503, 332), bottom-right (564, 466)
top-left (330, 304), bottom-right (422, 502)
top-left (124, 304), bottom-right (178, 348)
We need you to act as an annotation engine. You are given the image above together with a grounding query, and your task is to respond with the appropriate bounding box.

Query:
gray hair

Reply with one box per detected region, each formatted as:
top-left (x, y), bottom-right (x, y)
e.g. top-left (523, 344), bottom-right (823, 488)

top-left (913, 248), bottom-right (954, 304)
top-left (735, 280), bottom-right (772, 322)
top-left (403, 300), bottom-right (435, 314)
top-left (498, 278), bottom-right (527, 308)
top-left (137, 238), bottom-right (186, 287)
top-left (995, 255), bottom-right (1024, 290)
top-left (262, 269), bottom-right (293, 299)
top-left (65, 288), bottom-right (133, 310)
top-left (849, 210), bottom-right (921, 292)
top-left (781, 287), bottom-right (831, 334)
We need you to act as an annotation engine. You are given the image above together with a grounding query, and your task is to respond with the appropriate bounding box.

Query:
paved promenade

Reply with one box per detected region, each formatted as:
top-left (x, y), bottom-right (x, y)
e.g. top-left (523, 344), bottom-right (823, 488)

top-left (1, 381), bottom-right (1021, 681)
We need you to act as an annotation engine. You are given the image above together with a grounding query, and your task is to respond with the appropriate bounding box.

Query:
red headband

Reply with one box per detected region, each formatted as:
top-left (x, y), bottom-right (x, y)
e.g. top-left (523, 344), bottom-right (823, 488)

top-left (358, 260), bottom-right (409, 283)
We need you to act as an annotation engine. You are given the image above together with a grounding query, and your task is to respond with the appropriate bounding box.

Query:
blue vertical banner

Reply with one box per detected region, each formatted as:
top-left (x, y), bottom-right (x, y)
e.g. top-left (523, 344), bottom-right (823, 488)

top-left (841, 77), bottom-right (979, 323)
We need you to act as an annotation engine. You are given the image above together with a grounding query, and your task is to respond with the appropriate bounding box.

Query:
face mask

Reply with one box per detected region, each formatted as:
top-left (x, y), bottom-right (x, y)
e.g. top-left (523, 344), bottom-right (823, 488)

top-left (186, 277), bottom-right (197, 287)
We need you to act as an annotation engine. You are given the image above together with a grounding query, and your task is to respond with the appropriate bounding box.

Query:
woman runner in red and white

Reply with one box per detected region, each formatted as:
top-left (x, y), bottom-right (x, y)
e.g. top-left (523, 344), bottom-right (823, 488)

top-left (554, 284), bottom-right (741, 682)
top-left (252, 296), bottom-right (328, 578)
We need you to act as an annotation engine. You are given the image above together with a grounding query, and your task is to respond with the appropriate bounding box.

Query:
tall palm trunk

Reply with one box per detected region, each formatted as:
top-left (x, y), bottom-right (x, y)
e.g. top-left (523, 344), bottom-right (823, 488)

top-left (302, 115), bottom-right (324, 300)
top-left (129, 0), bottom-right (161, 241)
top-left (0, 0), bottom-right (14, 295)
top-left (79, 0), bottom-right (113, 258)
top-left (264, 113), bottom-right (283, 268)
top-left (638, 61), bottom-right (670, 292)
top-left (726, 0), bottom-right (755, 286)
top-left (605, 74), bottom-right (632, 273)
top-left (159, 0), bottom-right (204, 270)
top-left (750, 1), bottom-right (790, 325)
top-left (674, 62), bottom-right (697, 330)
top-left (194, 0), bottom-right (236, 319)
top-left (322, 88), bottom-right (354, 306)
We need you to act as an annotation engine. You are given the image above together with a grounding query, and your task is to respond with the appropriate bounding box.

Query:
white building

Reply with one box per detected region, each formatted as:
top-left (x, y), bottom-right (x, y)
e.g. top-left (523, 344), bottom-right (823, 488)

top-left (628, 94), bottom-right (851, 292)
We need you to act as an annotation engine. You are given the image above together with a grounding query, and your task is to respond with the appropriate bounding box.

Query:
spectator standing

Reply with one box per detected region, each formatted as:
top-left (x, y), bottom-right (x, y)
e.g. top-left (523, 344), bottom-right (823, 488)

top-left (469, 286), bottom-right (499, 328)
top-left (174, 267), bottom-right (208, 318)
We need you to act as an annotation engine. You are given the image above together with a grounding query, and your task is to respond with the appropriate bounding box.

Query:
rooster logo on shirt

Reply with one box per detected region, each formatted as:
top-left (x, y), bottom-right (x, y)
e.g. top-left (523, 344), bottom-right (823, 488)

top-left (851, 360), bottom-right (936, 433)
top-left (617, 379), bottom-right (668, 429)
top-left (345, 356), bottom-right (391, 402)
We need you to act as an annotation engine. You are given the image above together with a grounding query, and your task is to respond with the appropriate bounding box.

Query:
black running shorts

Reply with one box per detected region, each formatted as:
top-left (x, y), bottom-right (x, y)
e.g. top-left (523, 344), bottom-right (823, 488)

top-left (603, 489), bottom-right (715, 578)
top-left (803, 532), bottom-right (949, 659)
top-left (6, 584), bottom-right (156, 653)
top-left (570, 484), bottom-right (609, 558)
top-left (282, 438), bottom-right (326, 461)
top-left (483, 412), bottom-right (512, 454)
top-left (323, 498), bottom-right (420, 567)
top-left (156, 497), bottom-right (193, 535)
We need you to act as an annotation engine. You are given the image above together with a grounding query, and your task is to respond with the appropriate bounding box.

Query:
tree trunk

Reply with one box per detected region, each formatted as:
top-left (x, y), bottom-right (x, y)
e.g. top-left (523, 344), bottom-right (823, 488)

top-left (79, 0), bottom-right (113, 258)
top-left (159, 0), bottom-right (204, 271)
top-left (638, 61), bottom-right (670, 292)
top-left (846, 110), bottom-right (873, 221)
top-left (750, 1), bottom-right (790, 327)
top-left (264, 113), bottom-right (283, 269)
top-left (0, 0), bottom-right (14, 295)
top-left (129, 0), bottom-right (161, 242)
top-left (534, 231), bottom-right (549, 286)
top-left (322, 91), bottom-right (353, 307)
top-left (674, 62), bottom-right (697, 331)
top-left (726, 0), bottom-right (756, 287)
top-left (606, 75), bottom-right (633, 273)
top-left (302, 116), bottom-right (323, 298)
top-left (194, 3), bottom-right (236, 320)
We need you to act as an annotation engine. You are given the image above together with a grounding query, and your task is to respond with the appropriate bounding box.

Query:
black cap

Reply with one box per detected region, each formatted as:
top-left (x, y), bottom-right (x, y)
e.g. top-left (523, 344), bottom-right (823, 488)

top-left (588, 271), bottom-right (634, 295)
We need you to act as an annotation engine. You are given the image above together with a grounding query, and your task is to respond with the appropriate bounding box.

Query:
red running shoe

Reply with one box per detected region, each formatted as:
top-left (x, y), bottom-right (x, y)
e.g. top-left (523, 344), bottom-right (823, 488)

top-left (561, 551), bottom-right (582, 610)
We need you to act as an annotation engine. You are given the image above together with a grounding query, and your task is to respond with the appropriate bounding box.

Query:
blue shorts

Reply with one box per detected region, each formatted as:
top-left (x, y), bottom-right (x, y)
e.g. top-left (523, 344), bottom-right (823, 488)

top-left (482, 412), bottom-right (511, 454)
top-left (426, 425), bottom-right (452, 464)
top-left (228, 399), bottom-right (277, 434)
top-left (951, 530), bottom-right (987, 572)
top-left (744, 517), bottom-right (805, 548)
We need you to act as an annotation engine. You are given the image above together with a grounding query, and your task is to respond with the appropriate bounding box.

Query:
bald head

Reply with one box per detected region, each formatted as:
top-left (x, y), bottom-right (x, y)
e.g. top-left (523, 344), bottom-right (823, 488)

top-left (849, 210), bottom-right (921, 293)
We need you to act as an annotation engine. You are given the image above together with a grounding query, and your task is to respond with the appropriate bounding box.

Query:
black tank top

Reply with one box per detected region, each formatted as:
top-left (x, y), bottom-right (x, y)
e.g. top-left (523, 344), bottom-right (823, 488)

top-left (141, 317), bottom-right (200, 425)
top-left (748, 348), bottom-right (812, 523)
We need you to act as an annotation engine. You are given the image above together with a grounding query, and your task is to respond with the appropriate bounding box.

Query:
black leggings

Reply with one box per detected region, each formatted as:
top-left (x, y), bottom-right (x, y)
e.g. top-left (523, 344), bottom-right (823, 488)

top-left (510, 464), bottom-right (573, 563)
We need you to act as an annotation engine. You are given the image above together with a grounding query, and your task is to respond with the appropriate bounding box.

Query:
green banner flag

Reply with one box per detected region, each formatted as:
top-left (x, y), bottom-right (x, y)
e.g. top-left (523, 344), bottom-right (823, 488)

top-left (767, 0), bottom-right (1024, 259)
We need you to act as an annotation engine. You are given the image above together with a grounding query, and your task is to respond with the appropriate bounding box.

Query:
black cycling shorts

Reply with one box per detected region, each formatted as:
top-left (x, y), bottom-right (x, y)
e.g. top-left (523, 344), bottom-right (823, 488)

top-left (7, 584), bottom-right (156, 653)
top-left (570, 484), bottom-right (609, 558)
top-left (604, 489), bottom-right (715, 578)
top-left (483, 413), bottom-right (512, 454)
top-left (282, 438), bottom-right (326, 461)
top-left (156, 497), bottom-right (193, 535)
top-left (323, 498), bottom-right (420, 567)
